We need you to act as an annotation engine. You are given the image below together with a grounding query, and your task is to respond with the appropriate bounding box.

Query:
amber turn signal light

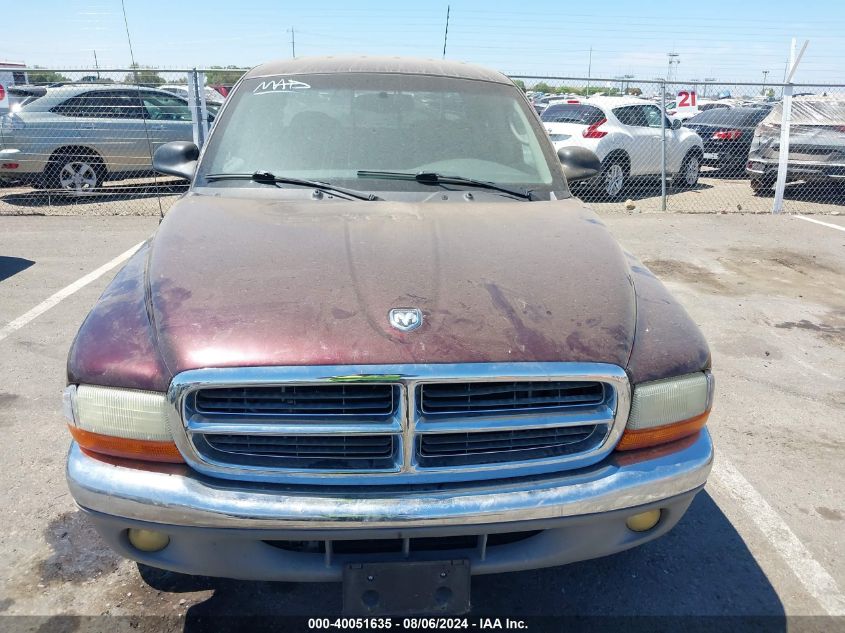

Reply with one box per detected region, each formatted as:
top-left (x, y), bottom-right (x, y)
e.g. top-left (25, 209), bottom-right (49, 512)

top-left (68, 425), bottom-right (185, 463)
top-left (615, 410), bottom-right (710, 451)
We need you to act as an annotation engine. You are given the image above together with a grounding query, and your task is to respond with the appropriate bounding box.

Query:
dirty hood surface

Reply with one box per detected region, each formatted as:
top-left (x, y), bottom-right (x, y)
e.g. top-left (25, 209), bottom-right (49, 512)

top-left (147, 194), bottom-right (636, 373)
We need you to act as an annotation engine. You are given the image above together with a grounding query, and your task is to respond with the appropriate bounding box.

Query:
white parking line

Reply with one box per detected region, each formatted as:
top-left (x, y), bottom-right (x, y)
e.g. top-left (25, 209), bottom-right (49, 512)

top-left (712, 458), bottom-right (845, 615)
top-left (0, 241), bottom-right (144, 344)
top-left (794, 215), bottom-right (845, 232)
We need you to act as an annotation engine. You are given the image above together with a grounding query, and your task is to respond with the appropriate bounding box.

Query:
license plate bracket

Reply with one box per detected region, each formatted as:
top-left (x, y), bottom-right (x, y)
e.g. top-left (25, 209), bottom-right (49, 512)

top-left (343, 559), bottom-right (471, 616)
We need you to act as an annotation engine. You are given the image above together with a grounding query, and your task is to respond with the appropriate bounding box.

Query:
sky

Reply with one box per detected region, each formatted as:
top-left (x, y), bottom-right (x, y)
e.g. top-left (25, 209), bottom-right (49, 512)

top-left (3, 0), bottom-right (844, 85)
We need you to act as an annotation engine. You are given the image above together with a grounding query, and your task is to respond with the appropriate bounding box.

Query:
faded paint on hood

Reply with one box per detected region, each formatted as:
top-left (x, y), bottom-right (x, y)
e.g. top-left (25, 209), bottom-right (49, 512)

top-left (146, 194), bottom-right (636, 373)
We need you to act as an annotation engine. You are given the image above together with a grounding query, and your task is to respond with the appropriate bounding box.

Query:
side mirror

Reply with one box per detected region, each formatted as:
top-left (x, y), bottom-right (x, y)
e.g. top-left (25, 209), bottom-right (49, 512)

top-left (557, 146), bottom-right (601, 183)
top-left (671, 118), bottom-right (682, 130)
top-left (152, 141), bottom-right (199, 181)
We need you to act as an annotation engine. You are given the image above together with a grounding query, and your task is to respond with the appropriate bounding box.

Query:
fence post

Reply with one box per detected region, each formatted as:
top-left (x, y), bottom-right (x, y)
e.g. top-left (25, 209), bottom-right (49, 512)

top-left (660, 80), bottom-right (667, 212)
top-left (187, 69), bottom-right (209, 149)
top-left (772, 83), bottom-right (793, 214)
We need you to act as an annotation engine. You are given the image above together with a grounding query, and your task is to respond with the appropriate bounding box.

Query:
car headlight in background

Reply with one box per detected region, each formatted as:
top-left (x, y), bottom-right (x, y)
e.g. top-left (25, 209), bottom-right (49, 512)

top-left (615, 371), bottom-right (714, 451)
top-left (63, 385), bottom-right (184, 462)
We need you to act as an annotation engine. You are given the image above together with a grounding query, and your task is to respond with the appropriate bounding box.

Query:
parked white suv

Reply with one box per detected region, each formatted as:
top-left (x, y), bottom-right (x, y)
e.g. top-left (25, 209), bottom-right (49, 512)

top-left (541, 97), bottom-right (704, 199)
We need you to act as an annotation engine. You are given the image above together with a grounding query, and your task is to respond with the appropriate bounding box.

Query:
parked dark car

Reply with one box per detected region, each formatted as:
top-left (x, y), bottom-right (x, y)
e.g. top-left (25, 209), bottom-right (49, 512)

top-left (63, 56), bottom-right (713, 615)
top-left (684, 106), bottom-right (771, 174)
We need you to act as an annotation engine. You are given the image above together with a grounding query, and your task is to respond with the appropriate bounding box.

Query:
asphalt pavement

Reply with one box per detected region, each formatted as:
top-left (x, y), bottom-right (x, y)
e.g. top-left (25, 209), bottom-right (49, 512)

top-left (0, 211), bottom-right (843, 631)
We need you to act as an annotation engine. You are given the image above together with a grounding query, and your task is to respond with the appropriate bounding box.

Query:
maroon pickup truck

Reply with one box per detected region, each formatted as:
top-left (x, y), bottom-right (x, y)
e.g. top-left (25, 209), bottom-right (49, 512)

top-left (64, 57), bottom-right (714, 615)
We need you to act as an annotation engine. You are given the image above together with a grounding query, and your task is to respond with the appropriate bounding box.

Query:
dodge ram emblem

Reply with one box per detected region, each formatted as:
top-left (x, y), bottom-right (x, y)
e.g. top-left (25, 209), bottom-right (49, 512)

top-left (389, 308), bottom-right (422, 332)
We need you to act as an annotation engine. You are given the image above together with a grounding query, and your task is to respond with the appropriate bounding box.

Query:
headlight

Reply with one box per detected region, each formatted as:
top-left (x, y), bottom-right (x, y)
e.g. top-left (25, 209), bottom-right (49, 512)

top-left (616, 371), bottom-right (714, 451)
top-left (63, 385), bottom-right (183, 462)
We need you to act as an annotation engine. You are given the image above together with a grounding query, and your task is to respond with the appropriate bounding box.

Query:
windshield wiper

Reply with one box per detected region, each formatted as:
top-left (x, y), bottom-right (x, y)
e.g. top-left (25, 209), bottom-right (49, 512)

top-left (356, 170), bottom-right (533, 200)
top-left (204, 171), bottom-right (383, 201)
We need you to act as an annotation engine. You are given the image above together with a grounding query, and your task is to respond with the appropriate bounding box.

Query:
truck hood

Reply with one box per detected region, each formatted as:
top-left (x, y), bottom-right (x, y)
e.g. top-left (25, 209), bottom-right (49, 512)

top-left (147, 194), bottom-right (636, 373)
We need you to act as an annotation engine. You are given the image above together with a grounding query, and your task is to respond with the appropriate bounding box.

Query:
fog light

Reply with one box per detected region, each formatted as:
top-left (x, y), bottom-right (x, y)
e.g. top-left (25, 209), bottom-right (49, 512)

top-left (626, 509), bottom-right (661, 532)
top-left (127, 528), bottom-right (170, 552)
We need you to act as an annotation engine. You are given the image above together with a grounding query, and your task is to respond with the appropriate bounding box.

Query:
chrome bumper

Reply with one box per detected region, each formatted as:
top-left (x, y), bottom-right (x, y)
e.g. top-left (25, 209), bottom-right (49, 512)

top-left (0, 148), bottom-right (44, 175)
top-left (67, 429), bottom-right (713, 530)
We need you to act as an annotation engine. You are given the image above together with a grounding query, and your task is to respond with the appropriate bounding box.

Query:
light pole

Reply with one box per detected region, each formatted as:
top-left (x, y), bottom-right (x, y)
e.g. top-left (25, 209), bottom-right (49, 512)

top-left (614, 75), bottom-right (624, 94)
top-left (703, 77), bottom-right (716, 98)
top-left (667, 52), bottom-right (680, 84)
top-left (761, 70), bottom-right (769, 97)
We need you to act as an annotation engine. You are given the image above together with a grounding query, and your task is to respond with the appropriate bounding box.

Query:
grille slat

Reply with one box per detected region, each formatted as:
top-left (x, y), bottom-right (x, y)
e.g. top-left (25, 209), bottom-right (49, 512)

top-left (194, 384), bottom-right (394, 416)
top-left (422, 381), bottom-right (599, 398)
top-left (420, 426), bottom-right (596, 457)
top-left (420, 381), bottom-right (604, 414)
top-left (422, 425), bottom-right (591, 446)
top-left (200, 400), bottom-right (389, 413)
top-left (208, 436), bottom-right (393, 449)
top-left (198, 391), bottom-right (387, 401)
top-left (205, 434), bottom-right (395, 459)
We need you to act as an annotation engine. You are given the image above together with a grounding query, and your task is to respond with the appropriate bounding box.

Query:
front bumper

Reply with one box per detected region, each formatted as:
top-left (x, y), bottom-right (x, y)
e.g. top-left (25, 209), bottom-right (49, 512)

top-left (68, 430), bottom-right (713, 580)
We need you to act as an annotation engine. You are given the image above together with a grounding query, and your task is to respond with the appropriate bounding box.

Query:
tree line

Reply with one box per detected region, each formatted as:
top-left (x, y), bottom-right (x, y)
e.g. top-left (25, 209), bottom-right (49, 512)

top-left (25, 65), bottom-right (248, 87)
top-left (513, 79), bottom-right (633, 96)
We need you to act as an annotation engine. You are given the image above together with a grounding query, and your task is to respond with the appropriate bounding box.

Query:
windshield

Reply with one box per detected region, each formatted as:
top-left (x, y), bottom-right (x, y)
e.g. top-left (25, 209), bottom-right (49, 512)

top-left (541, 103), bottom-right (604, 125)
top-left (197, 73), bottom-right (559, 192)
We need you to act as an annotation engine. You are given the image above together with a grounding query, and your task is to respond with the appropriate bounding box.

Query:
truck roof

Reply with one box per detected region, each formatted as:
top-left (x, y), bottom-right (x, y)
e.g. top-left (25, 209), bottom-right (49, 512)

top-left (244, 56), bottom-right (513, 85)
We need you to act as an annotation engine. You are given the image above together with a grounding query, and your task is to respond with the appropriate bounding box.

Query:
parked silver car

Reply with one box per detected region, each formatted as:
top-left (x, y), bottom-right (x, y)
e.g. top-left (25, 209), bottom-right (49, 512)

top-left (0, 84), bottom-right (204, 193)
top-left (747, 95), bottom-right (845, 192)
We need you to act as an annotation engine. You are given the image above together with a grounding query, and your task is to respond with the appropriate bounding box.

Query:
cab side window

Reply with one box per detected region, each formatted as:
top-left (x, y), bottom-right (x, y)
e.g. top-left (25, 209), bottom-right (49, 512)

top-left (140, 92), bottom-right (192, 121)
top-left (51, 91), bottom-right (144, 119)
top-left (641, 105), bottom-right (666, 128)
top-left (613, 106), bottom-right (648, 127)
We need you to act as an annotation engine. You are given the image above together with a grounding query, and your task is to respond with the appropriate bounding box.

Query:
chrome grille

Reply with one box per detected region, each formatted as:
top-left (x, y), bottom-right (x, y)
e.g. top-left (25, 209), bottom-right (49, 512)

top-left (193, 384), bottom-right (394, 416)
top-left (199, 434), bottom-right (397, 470)
top-left (417, 425), bottom-right (601, 467)
top-left (171, 363), bottom-right (630, 485)
top-left (419, 380), bottom-right (604, 414)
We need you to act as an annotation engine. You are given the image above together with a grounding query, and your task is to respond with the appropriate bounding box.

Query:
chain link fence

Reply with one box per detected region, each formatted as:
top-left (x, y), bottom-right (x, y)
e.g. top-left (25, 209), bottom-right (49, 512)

top-left (0, 68), bottom-right (246, 216)
top-left (517, 75), bottom-right (845, 215)
top-left (1, 68), bottom-right (843, 216)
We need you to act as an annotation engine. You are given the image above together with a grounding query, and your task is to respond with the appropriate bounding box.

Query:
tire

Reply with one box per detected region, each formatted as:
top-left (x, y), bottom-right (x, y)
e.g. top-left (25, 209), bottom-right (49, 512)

top-left (45, 151), bottom-right (104, 195)
top-left (678, 151), bottom-right (701, 189)
top-left (598, 156), bottom-right (628, 201)
top-left (750, 176), bottom-right (775, 196)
